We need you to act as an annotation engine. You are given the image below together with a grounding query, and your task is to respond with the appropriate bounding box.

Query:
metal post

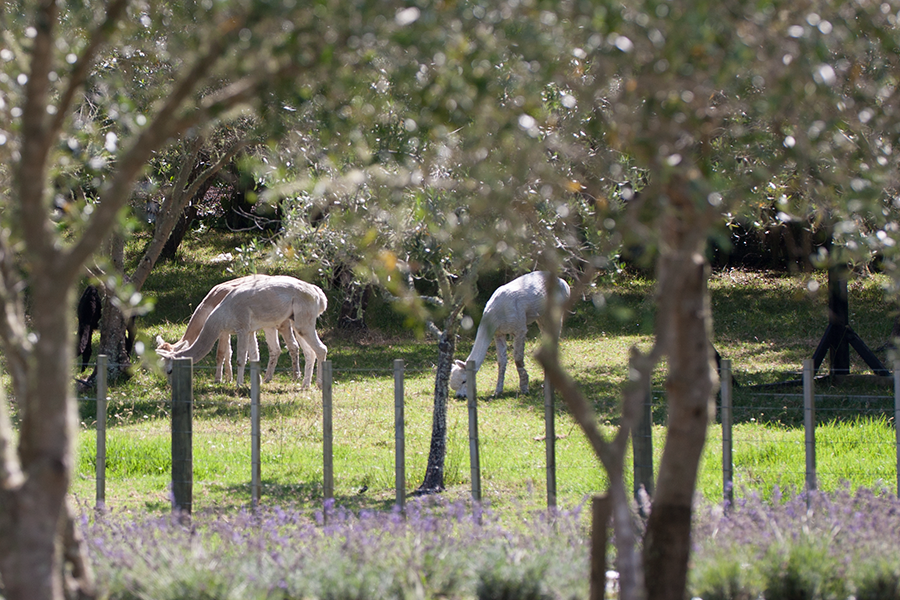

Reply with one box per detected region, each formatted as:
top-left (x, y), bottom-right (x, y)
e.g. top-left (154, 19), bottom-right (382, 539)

top-left (171, 357), bottom-right (193, 516)
top-left (466, 360), bottom-right (481, 505)
top-left (632, 380), bottom-right (654, 512)
top-left (894, 361), bottom-right (900, 498)
top-left (250, 361), bottom-right (261, 509)
top-left (394, 359), bottom-right (405, 512)
top-left (720, 359), bottom-right (733, 509)
top-left (544, 378), bottom-right (557, 510)
top-left (96, 355), bottom-right (108, 510)
top-left (322, 360), bottom-right (334, 511)
top-left (803, 358), bottom-right (817, 502)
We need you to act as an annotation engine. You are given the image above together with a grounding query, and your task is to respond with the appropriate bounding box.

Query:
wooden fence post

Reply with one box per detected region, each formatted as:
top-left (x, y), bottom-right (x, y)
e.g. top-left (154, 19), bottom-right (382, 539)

top-left (589, 494), bottom-right (612, 600)
top-left (96, 355), bottom-right (108, 510)
top-left (632, 380), bottom-right (654, 512)
top-left (322, 360), bottom-right (334, 513)
top-left (171, 357), bottom-right (193, 517)
top-left (466, 360), bottom-right (481, 506)
top-left (250, 361), bottom-right (261, 509)
top-left (803, 358), bottom-right (817, 504)
top-left (544, 378), bottom-right (557, 510)
top-left (394, 359), bottom-right (406, 512)
top-left (720, 359), bottom-right (733, 509)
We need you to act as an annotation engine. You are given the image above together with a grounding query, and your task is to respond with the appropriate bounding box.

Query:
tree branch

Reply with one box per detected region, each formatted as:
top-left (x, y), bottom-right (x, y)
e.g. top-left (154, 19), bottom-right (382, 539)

top-left (49, 0), bottom-right (129, 136)
top-left (130, 135), bottom-right (249, 290)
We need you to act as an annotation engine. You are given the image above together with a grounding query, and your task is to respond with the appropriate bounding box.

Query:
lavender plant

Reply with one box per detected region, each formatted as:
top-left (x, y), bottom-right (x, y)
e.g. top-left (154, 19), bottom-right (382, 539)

top-left (82, 497), bottom-right (590, 600)
top-left (690, 487), bottom-right (900, 600)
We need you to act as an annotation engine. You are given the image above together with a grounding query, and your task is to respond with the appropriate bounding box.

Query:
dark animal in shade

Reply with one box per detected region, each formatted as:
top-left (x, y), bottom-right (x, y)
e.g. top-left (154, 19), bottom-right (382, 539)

top-left (76, 285), bottom-right (102, 371)
top-left (76, 285), bottom-right (137, 372)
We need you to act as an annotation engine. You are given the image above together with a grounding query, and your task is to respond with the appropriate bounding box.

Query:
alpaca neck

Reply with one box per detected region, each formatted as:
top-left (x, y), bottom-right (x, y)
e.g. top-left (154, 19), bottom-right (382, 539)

top-left (465, 320), bottom-right (496, 372)
top-left (174, 312), bottom-right (226, 363)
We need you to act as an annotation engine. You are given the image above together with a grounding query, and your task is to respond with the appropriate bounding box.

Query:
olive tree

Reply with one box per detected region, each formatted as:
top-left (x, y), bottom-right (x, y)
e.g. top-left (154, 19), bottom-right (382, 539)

top-left (0, 1), bottom-right (372, 598)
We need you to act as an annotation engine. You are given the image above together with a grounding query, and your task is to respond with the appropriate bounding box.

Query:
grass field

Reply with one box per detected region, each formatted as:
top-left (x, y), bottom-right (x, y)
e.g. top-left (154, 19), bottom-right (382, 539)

top-left (62, 230), bottom-right (900, 515)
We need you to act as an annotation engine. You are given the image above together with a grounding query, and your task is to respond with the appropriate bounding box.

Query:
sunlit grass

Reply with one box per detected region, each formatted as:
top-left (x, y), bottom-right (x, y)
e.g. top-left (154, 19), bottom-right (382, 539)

top-left (53, 235), bottom-right (900, 514)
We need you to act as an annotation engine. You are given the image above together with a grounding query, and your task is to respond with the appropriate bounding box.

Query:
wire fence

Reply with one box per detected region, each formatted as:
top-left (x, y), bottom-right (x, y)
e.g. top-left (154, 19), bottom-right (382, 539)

top-left (70, 355), bottom-right (900, 516)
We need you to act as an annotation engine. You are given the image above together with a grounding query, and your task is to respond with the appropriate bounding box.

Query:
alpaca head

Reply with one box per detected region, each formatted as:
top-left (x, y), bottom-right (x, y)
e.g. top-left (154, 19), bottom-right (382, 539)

top-left (155, 335), bottom-right (175, 379)
top-left (449, 359), bottom-right (467, 397)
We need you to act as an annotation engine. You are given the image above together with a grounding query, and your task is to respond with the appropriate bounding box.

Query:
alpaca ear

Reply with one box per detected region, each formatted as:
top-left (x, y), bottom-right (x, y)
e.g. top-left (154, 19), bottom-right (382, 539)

top-left (454, 359), bottom-right (466, 369)
top-left (155, 335), bottom-right (166, 348)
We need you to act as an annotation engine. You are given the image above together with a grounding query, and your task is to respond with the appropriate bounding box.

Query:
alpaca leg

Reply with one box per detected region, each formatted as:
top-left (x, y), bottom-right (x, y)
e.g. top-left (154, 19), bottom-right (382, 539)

top-left (494, 334), bottom-right (507, 396)
top-left (236, 333), bottom-right (253, 385)
top-left (277, 321), bottom-right (302, 380)
top-left (513, 329), bottom-right (529, 394)
top-left (293, 322), bottom-right (327, 389)
top-left (215, 333), bottom-right (232, 383)
top-left (298, 337), bottom-right (315, 388)
top-left (262, 327), bottom-right (282, 383)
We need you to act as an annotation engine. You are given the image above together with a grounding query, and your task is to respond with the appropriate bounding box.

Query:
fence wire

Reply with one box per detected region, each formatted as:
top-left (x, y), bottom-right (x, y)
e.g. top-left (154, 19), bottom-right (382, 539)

top-left (65, 356), bottom-right (900, 514)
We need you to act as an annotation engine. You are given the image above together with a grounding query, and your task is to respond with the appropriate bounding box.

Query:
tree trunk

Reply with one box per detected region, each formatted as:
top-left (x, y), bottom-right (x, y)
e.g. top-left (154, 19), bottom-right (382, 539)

top-left (337, 267), bottom-right (370, 332)
top-left (93, 233), bottom-right (133, 382)
top-left (0, 278), bottom-right (84, 600)
top-left (642, 181), bottom-right (716, 600)
top-left (159, 200), bottom-right (200, 262)
top-left (417, 329), bottom-right (456, 493)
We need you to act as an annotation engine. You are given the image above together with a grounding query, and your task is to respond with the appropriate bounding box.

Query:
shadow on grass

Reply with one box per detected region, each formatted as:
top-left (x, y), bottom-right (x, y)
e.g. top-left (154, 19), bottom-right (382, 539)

top-left (212, 480), bottom-right (403, 514)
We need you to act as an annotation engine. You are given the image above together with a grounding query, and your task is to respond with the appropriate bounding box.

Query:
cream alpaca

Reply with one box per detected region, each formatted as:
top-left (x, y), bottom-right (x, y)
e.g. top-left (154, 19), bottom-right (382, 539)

top-left (449, 271), bottom-right (569, 397)
top-left (156, 275), bottom-right (327, 388)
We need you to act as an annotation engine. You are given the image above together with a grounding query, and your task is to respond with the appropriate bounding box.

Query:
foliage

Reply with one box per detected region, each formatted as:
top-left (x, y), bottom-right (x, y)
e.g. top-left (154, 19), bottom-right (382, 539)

top-left (691, 488), bottom-right (900, 600)
top-left (82, 498), bottom-right (589, 600)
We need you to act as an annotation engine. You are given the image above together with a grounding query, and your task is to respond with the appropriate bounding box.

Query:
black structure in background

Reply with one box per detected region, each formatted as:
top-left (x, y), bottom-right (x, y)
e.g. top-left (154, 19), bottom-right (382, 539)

top-left (811, 266), bottom-right (889, 378)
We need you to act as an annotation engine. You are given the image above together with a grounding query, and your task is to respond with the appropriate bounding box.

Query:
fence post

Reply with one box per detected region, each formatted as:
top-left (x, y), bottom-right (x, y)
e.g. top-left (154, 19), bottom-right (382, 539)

top-left (466, 360), bottom-right (481, 506)
top-left (96, 355), bottom-right (108, 510)
top-left (894, 360), bottom-right (900, 498)
top-left (632, 379), bottom-right (654, 511)
top-left (250, 361), bottom-right (261, 509)
top-left (720, 359), bottom-right (733, 509)
top-left (394, 359), bottom-right (406, 512)
top-left (322, 360), bottom-right (334, 513)
top-left (589, 494), bottom-right (612, 600)
top-left (803, 358), bottom-right (817, 503)
top-left (171, 357), bottom-right (193, 517)
top-left (544, 378), bottom-right (557, 510)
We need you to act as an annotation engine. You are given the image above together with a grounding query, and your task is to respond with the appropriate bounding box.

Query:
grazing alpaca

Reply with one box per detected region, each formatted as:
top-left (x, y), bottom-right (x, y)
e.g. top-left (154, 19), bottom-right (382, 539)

top-left (449, 271), bottom-right (570, 397)
top-left (156, 275), bottom-right (328, 388)
top-left (76, 285), bottom-right (102, 371)
top-left (156, 275), bottom-right (302, 384)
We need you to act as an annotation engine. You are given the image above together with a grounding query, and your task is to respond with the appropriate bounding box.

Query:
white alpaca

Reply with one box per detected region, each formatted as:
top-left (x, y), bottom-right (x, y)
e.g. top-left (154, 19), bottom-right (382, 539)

top-left (449, 271), bottom-right (570, 397)
top-left (156, 275), bottom-right (328, 388)
top-left (156, 275), bottom-right (302, 384)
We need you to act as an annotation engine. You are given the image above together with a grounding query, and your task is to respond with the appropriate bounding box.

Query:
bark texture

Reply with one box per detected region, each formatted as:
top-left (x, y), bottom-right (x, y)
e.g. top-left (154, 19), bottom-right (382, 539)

top-left (642, 178), bottom-right (716, 600)
top-left (417, 331), bottom-right (454, 493)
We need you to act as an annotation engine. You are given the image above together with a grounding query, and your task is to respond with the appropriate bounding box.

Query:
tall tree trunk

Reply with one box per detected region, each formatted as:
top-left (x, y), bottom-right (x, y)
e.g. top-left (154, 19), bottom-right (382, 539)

top-left (159, 200), bottom-right (201, 262)
top-left (337, 266), bottom-right (370, 332)
top-left (0, 278), bottom-right (86, 600)
top-left (95, 232), bottom-right (132, 381)
top-left (642, 180), bottom-right (716, 600)
top-left (417, 330), bottom-right (455, 493)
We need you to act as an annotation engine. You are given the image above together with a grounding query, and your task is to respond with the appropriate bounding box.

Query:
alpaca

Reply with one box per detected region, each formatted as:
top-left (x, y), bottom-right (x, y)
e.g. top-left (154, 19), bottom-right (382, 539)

top-left (76, 285), bottom-right (136, 371)
top-left (156, 275), bottom-right (302, 384)
top-left (156, 275), bottom-right (328, 388)
top-left (76, 285), bottom-right (102, 371)
top-left (449, 271), bottom-right (570, 397)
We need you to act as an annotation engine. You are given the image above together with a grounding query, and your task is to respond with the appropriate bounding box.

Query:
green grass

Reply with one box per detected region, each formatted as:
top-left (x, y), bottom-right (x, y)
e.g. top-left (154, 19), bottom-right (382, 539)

top-left (58, 230), bottom-right (900, 513)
